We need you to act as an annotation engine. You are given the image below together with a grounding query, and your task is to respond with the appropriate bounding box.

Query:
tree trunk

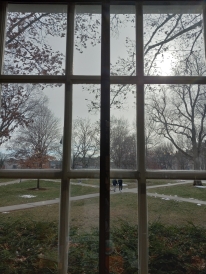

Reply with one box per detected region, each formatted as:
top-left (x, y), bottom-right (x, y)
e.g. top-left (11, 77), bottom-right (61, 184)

top-left (193, 153), bottom-right (202, 186)
top-left (37, 179), bottom-right (40, 189)
top-left (193, 180), bottom-right (202, 186)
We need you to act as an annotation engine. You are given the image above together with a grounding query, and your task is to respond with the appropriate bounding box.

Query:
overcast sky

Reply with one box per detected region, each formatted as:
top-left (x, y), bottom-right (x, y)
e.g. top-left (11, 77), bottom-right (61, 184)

top-left (44, 8), bottom-right (136, 130)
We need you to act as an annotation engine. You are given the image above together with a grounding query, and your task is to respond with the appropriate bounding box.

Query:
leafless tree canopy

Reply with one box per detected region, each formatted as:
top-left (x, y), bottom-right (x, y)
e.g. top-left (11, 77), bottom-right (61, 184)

top-left (72, 118), bottom-right (100, 168)
top-left (7, 96), bottom-right (61, 168)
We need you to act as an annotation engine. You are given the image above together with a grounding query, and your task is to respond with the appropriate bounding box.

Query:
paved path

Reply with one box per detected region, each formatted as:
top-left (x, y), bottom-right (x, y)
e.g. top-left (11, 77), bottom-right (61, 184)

top-left (1, 180), bottom-right (206, 212)
top-left (0, 179), bottom-right (27, 186)
top-left (0, 179), bottom-right (99, 188)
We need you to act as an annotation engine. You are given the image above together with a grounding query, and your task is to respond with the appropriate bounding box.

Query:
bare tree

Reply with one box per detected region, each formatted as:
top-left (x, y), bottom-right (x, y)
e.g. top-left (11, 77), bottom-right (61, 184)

top-left (72, 118), bottom-right (99, 168)
top-left (0, 84), bottom-right (40, 146)
top-left (86, 9), bottom-right (205, 109)
top-left (1, 7), bottom-right (66, 146)
top-left (145, 115), bottom-right (160, 168)
top-left (110, 117), bottom-right (136, 169)
top-left (7, 96), bottom-right (61, 188)
top-left (4, 9), bottom-right (66, 75)
top-left (1, 6), bottom-right (103, 146)
top-left (147, 54), bottom-right (206, 184)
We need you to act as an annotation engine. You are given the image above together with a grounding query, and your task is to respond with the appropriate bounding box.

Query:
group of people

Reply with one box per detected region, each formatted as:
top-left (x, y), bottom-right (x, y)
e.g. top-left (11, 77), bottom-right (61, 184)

top-left (112, 179), bottom-right (123, 192)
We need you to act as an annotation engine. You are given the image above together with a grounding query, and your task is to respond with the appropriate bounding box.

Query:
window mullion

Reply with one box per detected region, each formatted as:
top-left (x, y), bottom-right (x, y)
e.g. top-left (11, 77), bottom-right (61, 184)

top-left (0, 1), bottom-right (6, 74)
top-left (203, 3), bottom-right (206, 63)
top-left (0, 1), bottom-right (7, 114)
top-left (99, 1), bottom-right (110, 273)
top-left (58, 4), bottom-right (74, 274)
top-left (136, 3), bottom-right (148, 274)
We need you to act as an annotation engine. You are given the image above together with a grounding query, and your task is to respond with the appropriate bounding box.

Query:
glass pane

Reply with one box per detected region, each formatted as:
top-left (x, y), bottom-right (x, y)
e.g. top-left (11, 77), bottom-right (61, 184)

top-left (0, 84), bottom-right (64, 169)
top-left (68, 178), bottom-right (99, 273)
top-left (147, 178), bottom-right (206, 272)
top-left (145, 84), bottom-right (206, 171)
top-left (143, 5), bottom-right (205, 76)
top-left (110, 5), bottom-right (136, 76)
top-left (3, 4), bottom-right (67, 75)
top-left (110, 84), bottom-right (136, 169)
top-left (0, 177), bottom-right (60, 273)
top-left (73, 6), bottom-right (101, 75)
top-left (110, 179), bottom-right (138, 273)
top-left (72, 84), bottom-right (100, 169)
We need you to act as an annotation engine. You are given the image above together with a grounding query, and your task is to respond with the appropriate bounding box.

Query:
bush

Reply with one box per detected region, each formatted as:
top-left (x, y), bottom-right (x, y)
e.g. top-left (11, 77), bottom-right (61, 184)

top-left (149, 222), bottom-right (206, 274)
top-left (0, 220), bottom-right (58, 273)
top-left (1, 220), bottom-right (206, 273)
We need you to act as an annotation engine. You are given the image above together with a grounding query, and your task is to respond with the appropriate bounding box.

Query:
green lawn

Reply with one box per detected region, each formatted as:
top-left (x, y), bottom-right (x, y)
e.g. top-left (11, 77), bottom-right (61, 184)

top-left (2, 192), bottom-right (206, 231)
top-left (1, 179), bottom-right (206, 230)
top-left (69, 192), bottom-right (206, 231)
top-left (48, 178), bottom-right (179, 189)
top-left (148, 183), bottom-right (206, 201)
top-left (0, 180), bottom-right (99, 207)
top-left (146, 179), bottom-right (179, 186)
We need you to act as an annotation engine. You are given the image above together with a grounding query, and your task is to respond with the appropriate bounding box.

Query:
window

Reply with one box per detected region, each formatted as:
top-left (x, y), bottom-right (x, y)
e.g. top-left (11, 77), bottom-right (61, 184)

top-left (0, 1), bottom-right (206, 274)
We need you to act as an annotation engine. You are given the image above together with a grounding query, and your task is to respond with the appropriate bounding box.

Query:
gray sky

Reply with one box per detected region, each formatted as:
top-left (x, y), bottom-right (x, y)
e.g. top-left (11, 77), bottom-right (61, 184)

top-left (45, 10), bottom-right (136, 129)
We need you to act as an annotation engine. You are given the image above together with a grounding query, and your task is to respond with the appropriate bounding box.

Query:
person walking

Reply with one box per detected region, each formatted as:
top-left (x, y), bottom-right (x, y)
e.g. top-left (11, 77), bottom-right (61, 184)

top-left (118, 179), bottom-right (123, 192)
top-left (112, 179), bottom-right (117, 192)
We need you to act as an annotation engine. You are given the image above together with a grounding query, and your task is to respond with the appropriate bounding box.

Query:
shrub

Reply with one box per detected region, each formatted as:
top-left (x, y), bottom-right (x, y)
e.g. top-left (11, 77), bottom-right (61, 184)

top-left (1, 220), bottom-right (206, 273)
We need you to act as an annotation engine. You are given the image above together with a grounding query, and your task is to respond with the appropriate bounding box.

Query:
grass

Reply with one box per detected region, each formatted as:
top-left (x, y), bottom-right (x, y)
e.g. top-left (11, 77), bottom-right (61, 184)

top-left (0, 180), bottom-right (99, 207)
top-left (1, 178), bottom-right (206, 273)
top-left (146, 179), bottom-right (180, 186)
top-left (73, 178), bottom-right (138, 189)
top-left (148, 183), bottom-right (206, 201)
top-left (1, 190), bottom-right (206, 230)
top-left (148, 196), bottom-right (206, 227)
top-left (69, 193), bottom-right (139, 232)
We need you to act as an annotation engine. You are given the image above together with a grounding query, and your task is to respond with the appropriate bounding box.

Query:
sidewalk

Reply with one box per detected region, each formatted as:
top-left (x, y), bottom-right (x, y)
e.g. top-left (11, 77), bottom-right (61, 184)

top-left (0, 192), bottom-right (101, 213)
top-left (1, 185), bottom-right (206, 212)
top-left (0, 179), bottom-right (27, 186)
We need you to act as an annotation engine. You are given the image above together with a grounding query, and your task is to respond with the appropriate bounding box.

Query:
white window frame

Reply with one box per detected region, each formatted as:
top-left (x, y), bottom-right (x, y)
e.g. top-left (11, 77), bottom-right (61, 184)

top-left (0, 1), bottom-right (206, 274)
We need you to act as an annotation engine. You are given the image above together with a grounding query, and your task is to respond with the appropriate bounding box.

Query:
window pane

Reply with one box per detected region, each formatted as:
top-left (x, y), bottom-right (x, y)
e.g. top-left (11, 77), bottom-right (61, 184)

top-left (72, 84), bottom-right (100, 169)
top-left (0, 178), bottom-right (60, 273)
top-left (3, 4), bottom-right (67, 75)
top-left (0, 84), bottom-right (64, 170)
top-left (73, 6), bottom-right (101, 75)
top-left (145, 84), bottom-right (206, 171)
top-left (110, 5), bottom-right (136, 76)
top-left (110, 179), bottom-right (138, 272)
top-left (143, 5), bottom-right (205, 76)
top-left (68, 178), bottom-right (99, 273)
top-left (110, 84), bottom-right (136, 169)
top-left (147, 178), bottom-right (206, 272)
